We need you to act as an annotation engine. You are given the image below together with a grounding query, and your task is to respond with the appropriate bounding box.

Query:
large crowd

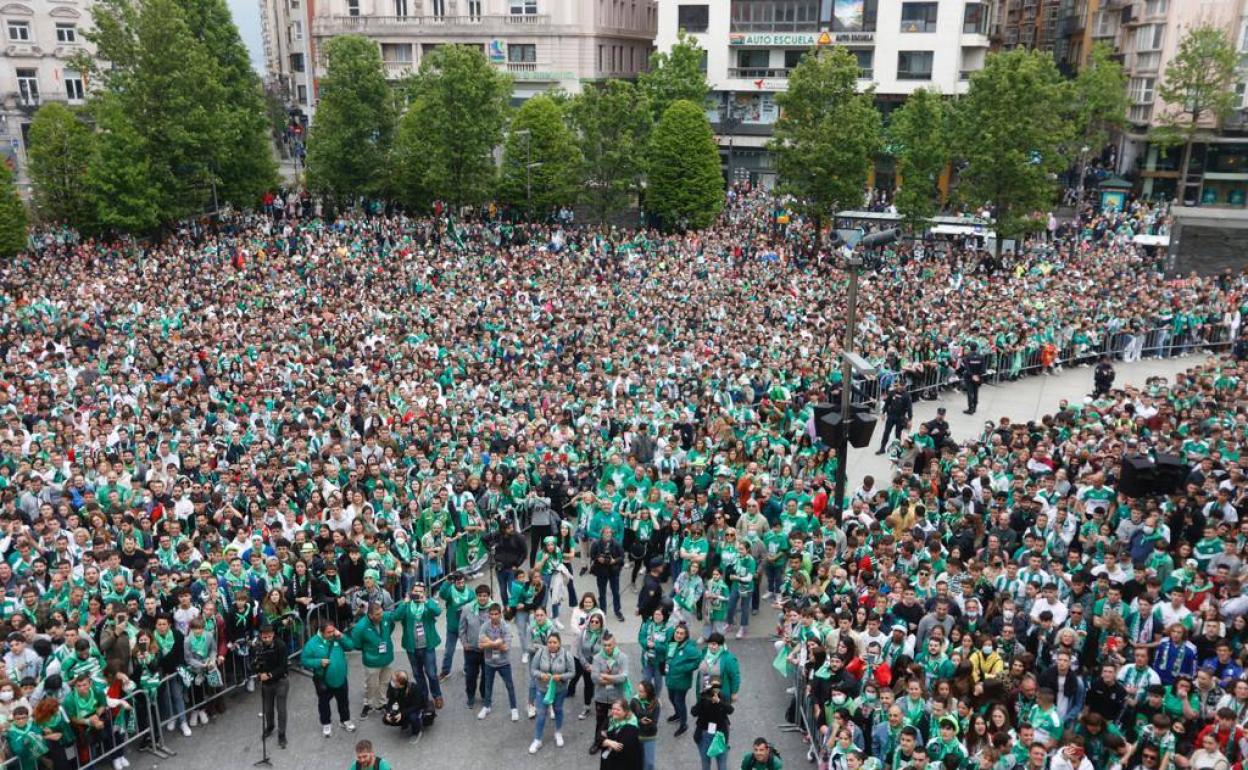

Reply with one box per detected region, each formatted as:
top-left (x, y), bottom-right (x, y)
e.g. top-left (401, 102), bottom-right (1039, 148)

top-left (0, 189), bottom-right (1247, 770)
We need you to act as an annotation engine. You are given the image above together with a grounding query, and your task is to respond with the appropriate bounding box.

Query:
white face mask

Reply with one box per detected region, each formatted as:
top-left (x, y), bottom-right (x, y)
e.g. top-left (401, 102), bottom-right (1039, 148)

top-left (0, 690), bottom-right (14, 702)
top-left (982, 645), bottom-right (994, 656)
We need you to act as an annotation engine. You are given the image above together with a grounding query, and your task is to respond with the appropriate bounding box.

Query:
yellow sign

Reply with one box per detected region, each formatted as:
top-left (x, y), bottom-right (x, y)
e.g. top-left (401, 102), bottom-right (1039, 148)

top-left (817, 31), bottom-right (832, 45)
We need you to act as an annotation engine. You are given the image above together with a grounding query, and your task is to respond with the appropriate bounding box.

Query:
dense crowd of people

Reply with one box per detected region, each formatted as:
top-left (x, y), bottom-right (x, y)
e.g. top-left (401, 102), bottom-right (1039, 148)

top-left (0, 189), bottom-right (1246, 770)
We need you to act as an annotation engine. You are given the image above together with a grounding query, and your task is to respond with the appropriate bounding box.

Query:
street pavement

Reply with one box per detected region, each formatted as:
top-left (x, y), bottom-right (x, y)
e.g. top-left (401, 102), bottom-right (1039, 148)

top-left (135, 352), bottom-right (1208, 770)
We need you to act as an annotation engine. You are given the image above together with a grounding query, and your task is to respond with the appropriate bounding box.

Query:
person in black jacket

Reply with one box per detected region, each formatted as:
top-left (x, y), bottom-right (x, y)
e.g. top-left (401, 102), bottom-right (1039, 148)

top-left (382, 670), bottom-right (428, 744)
top-left (599, 698), bottom-right (643, 770)
top-left (494, 520), bottom-right (528, 607)
top-left (877, 383), bottom-right (913, 455)
top-left (958, 343), bottom-right (987, 415)
top-left (590, 528), bottom-right (625, 622)
top-left (1085, 662), bottom-right (1128, 723)
top-left (254, 624), bottom-right (289, 749)
top-left (691, 681), bottom-right (733, 770)
top-left (151, 614), bottom-right (193, 737)
top-left (636, 560), bottom-right (664, 620)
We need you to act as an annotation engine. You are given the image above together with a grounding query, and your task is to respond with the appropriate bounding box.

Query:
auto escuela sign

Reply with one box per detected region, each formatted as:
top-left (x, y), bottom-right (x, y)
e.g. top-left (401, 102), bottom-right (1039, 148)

top-left (728, 31), bottom-right (875, 46)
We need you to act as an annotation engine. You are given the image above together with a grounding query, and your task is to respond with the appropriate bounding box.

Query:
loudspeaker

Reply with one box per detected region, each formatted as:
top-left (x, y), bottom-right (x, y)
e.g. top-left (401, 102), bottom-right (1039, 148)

top-left (1119, 454), bottom-right (1156, 498)
top-left (1153, 452), bottom-right (1190, 494)
top-left (814, 403), bottom-right (878, 449)
top-left (859, 228), bottom-right (902, 249)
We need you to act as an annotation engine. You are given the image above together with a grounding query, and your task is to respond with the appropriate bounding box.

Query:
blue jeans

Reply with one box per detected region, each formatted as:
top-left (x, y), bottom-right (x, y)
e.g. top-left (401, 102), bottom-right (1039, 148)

top-left (641, 660), bottom-right (665, 701)
top-left (765, 563), bottom-right (783, 594)
top-left (157, 678), bottom-right (188, 725)
top-left (482, 664), bottom-right (517, 710)
top-left (642, 738), bottom-right (656, 770)
top-left (669, 687), bottom-right (688, 729)
top-left (727, 587), bottom-right (751, 627)
top-left (534, 687), bottom-right (565, 740)
top-left (497, 569), bottom-right (515, 606)
top-left (596, 571), bottom-right (621, 614)
top-left (407, 647), bottom-right (442, 699)
top-left (696, 730), bottom-right (728, 770)
top-left (440, 629), bottom-right (459, 676)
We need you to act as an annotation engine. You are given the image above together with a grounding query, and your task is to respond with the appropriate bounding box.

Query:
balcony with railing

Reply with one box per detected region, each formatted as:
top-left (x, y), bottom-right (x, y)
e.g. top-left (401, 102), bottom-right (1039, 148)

top-left (382, 60), bottom-right (414, 78)
top-left (311, 13), bottom-right (550, 37)
top-left (727, 67), bottom-right (790, 79)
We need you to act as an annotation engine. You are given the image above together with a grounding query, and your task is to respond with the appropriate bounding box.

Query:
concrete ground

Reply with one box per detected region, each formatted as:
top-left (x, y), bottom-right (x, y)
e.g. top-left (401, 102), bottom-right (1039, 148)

top-left (130, 353), bottom-right (1207, 770)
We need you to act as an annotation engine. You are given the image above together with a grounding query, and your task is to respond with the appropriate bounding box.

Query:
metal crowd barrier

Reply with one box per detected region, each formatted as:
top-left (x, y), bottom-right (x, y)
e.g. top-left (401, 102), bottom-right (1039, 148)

top-left (776, 645), bottom-right (831, 768)
top-left (865, 322), bottom-right (1236, 410)
top-left (62, 679), bottom-right (167, 770)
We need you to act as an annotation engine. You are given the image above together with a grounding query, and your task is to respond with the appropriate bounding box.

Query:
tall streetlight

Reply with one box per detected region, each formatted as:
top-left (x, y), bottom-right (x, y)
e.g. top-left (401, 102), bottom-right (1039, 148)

top-left (513, 129), bottom-right (543, 217)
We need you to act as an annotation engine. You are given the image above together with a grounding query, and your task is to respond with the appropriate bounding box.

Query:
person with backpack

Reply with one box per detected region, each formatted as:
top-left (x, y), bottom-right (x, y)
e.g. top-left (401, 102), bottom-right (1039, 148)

top-left (742, 737), bottom-right (784, 770)
top-left (346, 739), bottom-right (391, 770)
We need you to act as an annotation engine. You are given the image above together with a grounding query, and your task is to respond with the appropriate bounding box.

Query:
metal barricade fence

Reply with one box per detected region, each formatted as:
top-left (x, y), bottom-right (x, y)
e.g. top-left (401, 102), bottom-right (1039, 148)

top-left (776, 649), bottom-right (831, 769)
top-left (880, 322), bottom-right (1237, 407)
top-left (74, 680), bottom-right (165, 770)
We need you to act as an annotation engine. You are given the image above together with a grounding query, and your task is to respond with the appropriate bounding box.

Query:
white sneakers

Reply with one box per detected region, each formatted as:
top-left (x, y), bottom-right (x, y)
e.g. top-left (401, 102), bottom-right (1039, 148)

top-left (246, 677), bottom-right (256, 693)
top-left (555, 732), bottom-right (565, 748)
top-left (179, 721), bottom-right (192, 737)
top-left (735, 627), bottom-right (746, 639)
top-left (529, 739), bottom-right (542, 754)
top-left (112, 757), bottom-right (131, 770)
top-left (509, 708), bottom-right (520, 722)
top-left (578, 707), bottom-right (590, 720)
top-left (163, 720), bottom-right (174, 733)
top-left (521, 653), bottom-right (530, 664)
top-left (195, 710), bottom-right (210, 725)
top-left (527, 704), bottom-right (537, 719)
top-left (341, 721), bottom-right (356, 733)
top-left (477, 706), bottom-right (491, 720)
top-left (322, 725), bottom-right (331, 737)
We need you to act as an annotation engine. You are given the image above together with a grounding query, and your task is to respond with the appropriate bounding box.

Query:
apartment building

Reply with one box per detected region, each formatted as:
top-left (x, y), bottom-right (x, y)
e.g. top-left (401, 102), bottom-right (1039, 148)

top-left (265, 0), bottom-right (658, 119)
top-left (0, 0), bottom-right (93, 192)
top-left (656, 0), bottom-right (991, 189)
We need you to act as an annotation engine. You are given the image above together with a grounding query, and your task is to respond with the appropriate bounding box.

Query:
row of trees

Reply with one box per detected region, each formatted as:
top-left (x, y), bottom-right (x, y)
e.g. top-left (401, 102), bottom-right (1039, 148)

top-left (0, 0), bottom-right (276, 246)
top-left (307, 32), bottom-right (723, 226)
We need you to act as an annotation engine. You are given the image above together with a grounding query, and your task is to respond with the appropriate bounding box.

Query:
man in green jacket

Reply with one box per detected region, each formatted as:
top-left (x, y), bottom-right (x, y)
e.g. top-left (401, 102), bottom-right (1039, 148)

top-left (397, 583), bottom-right (443, 708)
top-left (301, 621), bottom-right (357, 737)
top-left (437, 571), bottom-right (475, 679)
top-left (347, 739), bottom-right (391, 770)
top-left (350, 601), bottom-right (397, 718)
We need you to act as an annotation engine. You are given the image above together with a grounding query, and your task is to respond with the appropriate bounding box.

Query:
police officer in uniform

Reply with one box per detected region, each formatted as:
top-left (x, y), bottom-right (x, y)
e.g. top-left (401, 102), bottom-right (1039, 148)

top-left (254, 623), bottom-right (289, 749)
top-left (959, 343), bottom-right (987, 415)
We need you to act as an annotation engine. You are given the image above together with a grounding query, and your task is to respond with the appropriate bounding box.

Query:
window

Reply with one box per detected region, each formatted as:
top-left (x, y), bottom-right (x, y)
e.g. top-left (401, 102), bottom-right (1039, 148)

top-left (1144, 0), bottom-right (1167, 16)
top-left (55, 23), bottom-right (76, 43)
top-left (290, 52), bottom-right (305, 72)
top-left (1092, 10), bottom-right (1117, 38)
top-left (16, 69), bottom-right (38, 105)
top-left (677, 4), bottom-right (708, 32)
top-left (65, 71), bottom-right (84, 102)
top-left (429, 0), bottom-right (445, 17)
top-left (289, 0), bottom-right (299, 8)
top-left (852, 48), bottom-right (874, 79)
top-left (508, 43), bottom-right (536, 62)
top-left (381, 43), bottom-right (412, 62)
top-left (290, 19), bottom-right (302, 40)
top-left (1135, 51), bottom-right (1160, 71)
top-left (1129, 76), bottom-right (1156, 105)
top-left (900, 2), bottom-right (938, 33)
top-left (467, 0), bottom-right (481, 18)
top-left (510, 0), bottom-right (537, 14)
top-left (736, 49), bottom-right (769, 68)
top-left (6, 20), bottom-right (31, 41)
top-left (297, 85), bottom-right (308, 104)
top-left (783, 49), bottom-right (806, 69)
top-left (897, 50), bottom-right (933, 80)
top-left (395, 0), bottom-right (407, 16)
top-left (1135, 23), bottom-right (1164, 51)
top-left (963, 3), bottom-right (985, 35)
top-left (347, 0), bottom-right (359, 16)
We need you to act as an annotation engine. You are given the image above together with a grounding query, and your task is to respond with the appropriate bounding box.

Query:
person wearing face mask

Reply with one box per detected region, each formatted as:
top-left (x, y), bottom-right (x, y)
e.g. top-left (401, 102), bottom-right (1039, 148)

top-left (0, 680), bottom-right (26, 730)
top-left (968, 634), bottom-right (1003, 684)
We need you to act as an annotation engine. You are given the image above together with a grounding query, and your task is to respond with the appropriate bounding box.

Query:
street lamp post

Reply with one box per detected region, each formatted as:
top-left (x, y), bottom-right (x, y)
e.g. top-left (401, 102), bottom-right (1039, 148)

top-left (722, 94), bottom-right (741, 185)
top-left (832, 251), bottom-right (863, 516)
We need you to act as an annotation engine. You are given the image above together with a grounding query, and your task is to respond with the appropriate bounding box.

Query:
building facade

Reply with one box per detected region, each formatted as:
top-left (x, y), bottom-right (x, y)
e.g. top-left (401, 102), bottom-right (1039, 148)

top-left (656, 0), bottom-right (991, 189)
top-left (265, 0), bottom-right (657, 119)
top-left (0, 0), bottom-right (94, 192)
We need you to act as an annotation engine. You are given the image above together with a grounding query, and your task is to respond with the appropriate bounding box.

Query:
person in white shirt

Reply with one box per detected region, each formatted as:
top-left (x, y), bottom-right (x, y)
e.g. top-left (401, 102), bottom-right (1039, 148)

top-left (1030, 583), bottom-right (1069, 627)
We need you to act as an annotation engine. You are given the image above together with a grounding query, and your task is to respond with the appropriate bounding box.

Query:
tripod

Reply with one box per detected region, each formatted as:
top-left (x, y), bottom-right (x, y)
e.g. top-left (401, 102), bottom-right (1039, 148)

top-left (254, 706), bottom-right (272, 767)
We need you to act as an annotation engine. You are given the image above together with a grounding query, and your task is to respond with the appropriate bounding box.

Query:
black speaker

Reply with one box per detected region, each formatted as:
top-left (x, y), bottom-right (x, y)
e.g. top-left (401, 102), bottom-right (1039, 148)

top-left (814, 403), bottom-right (877, 449)
top-left (1153, 452), bottom-right (1190, 494)
top-left (1119, 454), bottom-right (1156, 498)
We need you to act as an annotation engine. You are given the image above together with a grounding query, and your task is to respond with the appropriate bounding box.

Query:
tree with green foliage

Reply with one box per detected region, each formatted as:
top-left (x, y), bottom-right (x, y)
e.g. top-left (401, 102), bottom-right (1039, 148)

top-left (392, 44), bottom-right (510, 209)
top-left (86, 95), bottom-right (162, 234)
top-left (0, 165), bottom-right (27, 258)
top-left (568, 80), bottom-right (652, 223)
top-left (887, 88), bottom-right (949, 232)
top-left (84, 0), bottom-right (228, 228)
top-left (174, 0), bottom-right (277, 205)
top-left (645, 100), bottom-right (723, 230)
top-left (500, 95), bottom-right (581, 215)
top-left (1153, 25), bottom-right (1239, 205)
top-left (639, 30), bottom-right (709, 121)
top-left (952, 49), bottom-right (1071, 254)
top-left (770, 46), bottom-right (881, 232)
top-left (26, 103), bottom-right (97, 227)
top-left (1068, 43), bottom-right (1127, 207)
top-left (306, 35), bottom-right (395, 202)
